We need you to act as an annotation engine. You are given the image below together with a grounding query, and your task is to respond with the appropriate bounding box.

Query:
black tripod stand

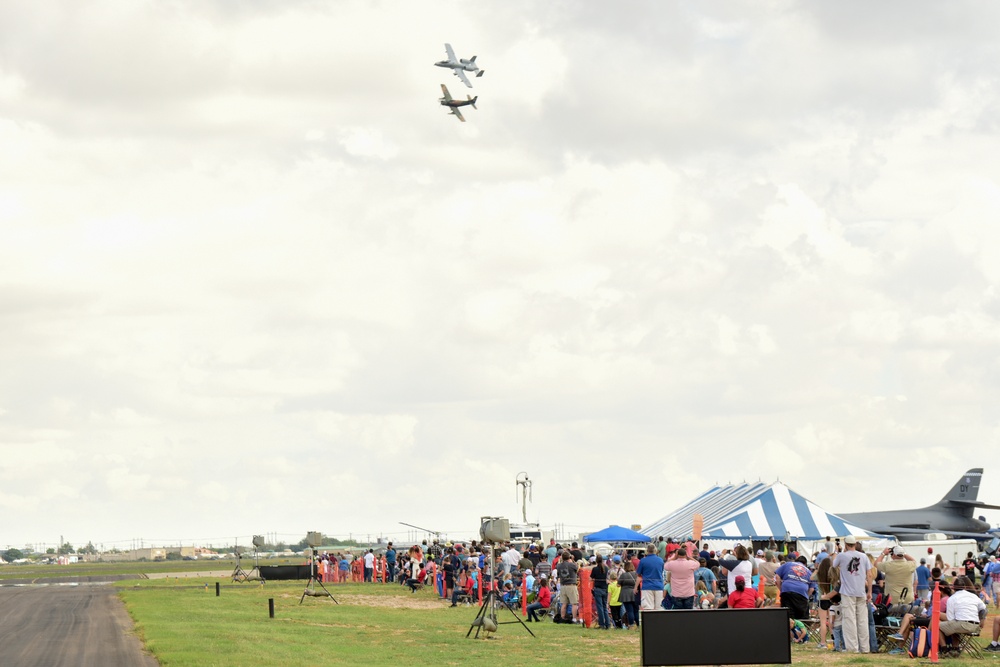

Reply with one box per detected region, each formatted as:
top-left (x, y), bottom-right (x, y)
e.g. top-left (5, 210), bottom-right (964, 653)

top-left (231, 548), bottom-right (252, 582)
top-left (300, 555), bottom-right (338, 604)
top-left (465, 547), bottom-right (535, 639)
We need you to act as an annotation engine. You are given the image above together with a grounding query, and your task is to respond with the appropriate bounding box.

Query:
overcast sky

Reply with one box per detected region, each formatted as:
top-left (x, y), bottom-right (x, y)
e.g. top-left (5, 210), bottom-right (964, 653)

top-left (3, 0), bottom-right (1000, 551)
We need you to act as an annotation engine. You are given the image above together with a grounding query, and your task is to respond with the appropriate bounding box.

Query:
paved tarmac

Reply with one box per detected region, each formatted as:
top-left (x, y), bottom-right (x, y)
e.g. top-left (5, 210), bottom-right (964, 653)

top-left (0, 584), bottom-right (158, 667)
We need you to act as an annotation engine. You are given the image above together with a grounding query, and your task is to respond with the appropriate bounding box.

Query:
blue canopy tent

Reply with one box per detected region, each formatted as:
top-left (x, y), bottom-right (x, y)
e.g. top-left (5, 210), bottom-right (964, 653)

top-left (583, 525), bottom-right (652, 543)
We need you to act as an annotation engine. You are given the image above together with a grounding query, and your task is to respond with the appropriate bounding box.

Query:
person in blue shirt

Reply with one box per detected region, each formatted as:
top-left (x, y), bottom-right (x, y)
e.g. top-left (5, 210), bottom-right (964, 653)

top-left (915, 559), bottom-right (931, 602)
top-left (775, 556), bottom-right (814, 620)
top-left (695, 558), bottom-right (717, 595)
top-left (385, 543), bottom-right (397, 584)
top-left (637, 544), bottom-right (665, 610)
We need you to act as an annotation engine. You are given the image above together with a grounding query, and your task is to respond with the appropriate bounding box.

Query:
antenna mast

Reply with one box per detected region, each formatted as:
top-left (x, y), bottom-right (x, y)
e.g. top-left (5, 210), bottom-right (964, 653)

top-left (515, 472), bottom-right (532, 524)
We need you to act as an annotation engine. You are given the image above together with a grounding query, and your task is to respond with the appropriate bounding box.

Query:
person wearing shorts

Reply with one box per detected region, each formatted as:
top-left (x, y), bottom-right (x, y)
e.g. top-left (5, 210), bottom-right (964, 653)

top-left (556, 550), bottom-right (579, 622)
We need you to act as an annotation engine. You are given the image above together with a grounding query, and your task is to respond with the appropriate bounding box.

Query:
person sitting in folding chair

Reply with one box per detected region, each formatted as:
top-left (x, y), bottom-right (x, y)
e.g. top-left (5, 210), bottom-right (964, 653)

top-left (938, 576), bottom-right (986, 656)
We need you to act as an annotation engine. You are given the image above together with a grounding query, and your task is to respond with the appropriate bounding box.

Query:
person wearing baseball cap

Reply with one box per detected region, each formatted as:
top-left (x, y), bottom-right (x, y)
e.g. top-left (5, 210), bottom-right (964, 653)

top-left (876, 545), bottom-right (917, 603)
top-left (833, 536), bottom-right (873, 653)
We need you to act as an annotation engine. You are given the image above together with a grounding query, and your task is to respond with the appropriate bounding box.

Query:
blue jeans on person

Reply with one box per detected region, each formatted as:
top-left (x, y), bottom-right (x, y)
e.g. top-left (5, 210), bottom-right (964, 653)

top-left (387, 563), bottom-right (396, 582)
top-left (623, 599), bottom-right (639, 627)
top-left (526, 601), bottom-right (548, 621)
top-left (672, 596), bottom-right (695, 610)
top-left (592, 588), bottom-right (610, 628)
top-left (833, 625), bottom-right (844, 651)
top-left (867, 605), bottom-right (877, 653)
top-left (364, 567), bottom-right (373, 582)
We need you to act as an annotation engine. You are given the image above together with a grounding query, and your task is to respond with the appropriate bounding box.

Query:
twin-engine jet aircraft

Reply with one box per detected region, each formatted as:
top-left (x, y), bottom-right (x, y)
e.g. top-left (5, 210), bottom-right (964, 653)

top-left (439, 84), bottom-right (477, 122)
top-left (434, 43), bottom-right (484, 88)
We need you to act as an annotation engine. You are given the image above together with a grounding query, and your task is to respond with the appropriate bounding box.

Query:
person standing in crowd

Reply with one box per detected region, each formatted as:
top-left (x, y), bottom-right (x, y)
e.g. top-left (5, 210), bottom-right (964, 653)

top-left (718, 544), bottom-right (757, 607)
top-left (556, 550), bottom-right (580, 623)
top-left (774, 555), bottom-right (813, 619)
top-left (656, 537), bottom-right (666, 559)
top-left (637, 543), bottom-right (666, 611)
top-left (608, 571), bottom-right (624, 627)
top-left (591, 554), bottom-right (612, 629)
top-left (545, 539), bottom-right (558, 565)
top-left (664, 547), bottom-right (700, 609)
top-left (833, 536), bottom-right (872, 653)
top-left (385, 543), bottom-right (397, 584)
top-left (825, 536), bottom-right (837, 556)
top-left (363, 548), bottom-right (375, 583)
top-left (876, 546), bottom-right (916, 603)
top-left (759, 550), bottom-right (779, 602)
top-left (618, 560), bottom-right (639, 628)
top-left (915, 557), bottom-right (932, 601)
top-left (984, 556), bottom-right (1000, 609)
top-left (695, 558), bottom-right (717, 595)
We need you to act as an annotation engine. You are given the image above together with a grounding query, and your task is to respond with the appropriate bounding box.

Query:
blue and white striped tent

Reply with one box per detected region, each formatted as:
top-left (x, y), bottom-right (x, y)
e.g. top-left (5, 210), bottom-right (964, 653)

top-left (643, 481), bottom-right (881, 541)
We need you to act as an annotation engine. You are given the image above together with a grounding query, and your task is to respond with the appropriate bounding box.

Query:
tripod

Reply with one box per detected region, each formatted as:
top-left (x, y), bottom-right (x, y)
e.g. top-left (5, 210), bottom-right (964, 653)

top-left (231, 548), bottom-right (251, 583)
top-left (466, 546), bottom-right (535, 639)
top-left (300, 555), bottom-right (338, 604)
top-left (246, 547), bottom-right (265, 583)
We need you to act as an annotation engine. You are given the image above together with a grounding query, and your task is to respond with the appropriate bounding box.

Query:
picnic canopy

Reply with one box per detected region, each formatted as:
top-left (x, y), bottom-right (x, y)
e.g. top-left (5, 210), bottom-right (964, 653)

top-left (583, 525), bottom-right (652, 543)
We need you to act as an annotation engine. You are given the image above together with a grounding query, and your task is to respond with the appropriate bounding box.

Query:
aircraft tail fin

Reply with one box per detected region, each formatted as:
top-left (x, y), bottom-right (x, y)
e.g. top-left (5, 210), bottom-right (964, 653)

top-left (939, 468), bottom-right (983, 514)
top-left (469, 96), bottom-right (477, 110)
top-left (470, 55), bottom-right (477, 63)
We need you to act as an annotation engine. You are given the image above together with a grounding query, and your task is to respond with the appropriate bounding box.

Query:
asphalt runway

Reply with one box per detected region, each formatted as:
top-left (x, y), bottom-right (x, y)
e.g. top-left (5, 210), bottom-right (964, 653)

top-left (0, 584), bottom-right (158, 667)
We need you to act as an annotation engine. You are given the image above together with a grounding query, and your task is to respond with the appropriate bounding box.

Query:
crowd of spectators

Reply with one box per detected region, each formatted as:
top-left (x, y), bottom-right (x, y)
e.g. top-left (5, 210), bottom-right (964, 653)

top-left (314, 534), bottom-right (1000, 652)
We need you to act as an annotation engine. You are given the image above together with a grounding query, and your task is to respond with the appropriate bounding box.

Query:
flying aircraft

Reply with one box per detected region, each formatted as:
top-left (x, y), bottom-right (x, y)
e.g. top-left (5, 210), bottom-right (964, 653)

top-left (434, 43), bottom-right (484, 88)
top-left (839, 468), bottom-right (1000, 540)
top-left (438, 84), bottom-right (477, 122)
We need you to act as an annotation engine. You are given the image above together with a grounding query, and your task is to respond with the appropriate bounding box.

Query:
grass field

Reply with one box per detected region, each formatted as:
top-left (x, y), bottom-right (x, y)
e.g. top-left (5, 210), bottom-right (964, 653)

top-left (114, 577), bottom-right (999, 667)
top-left (4, 562), bottom-right (994, 665)
top-left (0, 559), bottom-right (297, 580)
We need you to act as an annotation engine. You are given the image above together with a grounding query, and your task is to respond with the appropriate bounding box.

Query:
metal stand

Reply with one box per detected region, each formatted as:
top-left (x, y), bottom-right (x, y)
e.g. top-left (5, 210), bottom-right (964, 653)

top-left (231, 549), bottom-right (252, 582)
top-left (246, 547), bottom-right (265, 583)
top-left (465, 544), bottom-right (534, 639)
top-left (300, 556), bottom-right (338, 604)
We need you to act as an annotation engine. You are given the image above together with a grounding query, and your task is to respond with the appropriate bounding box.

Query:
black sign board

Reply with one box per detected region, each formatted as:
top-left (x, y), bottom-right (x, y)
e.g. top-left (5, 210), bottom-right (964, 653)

top-left (640, 608), bottom-right (792, 666)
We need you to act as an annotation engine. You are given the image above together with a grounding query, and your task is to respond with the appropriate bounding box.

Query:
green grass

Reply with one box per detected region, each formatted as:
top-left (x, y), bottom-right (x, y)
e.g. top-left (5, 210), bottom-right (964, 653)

top-left (0, 559), bottom-right (296, 580)
top-left (119, 580), bottom-right (640, 666)
top-left (85, 575), bottom-right (992, 666)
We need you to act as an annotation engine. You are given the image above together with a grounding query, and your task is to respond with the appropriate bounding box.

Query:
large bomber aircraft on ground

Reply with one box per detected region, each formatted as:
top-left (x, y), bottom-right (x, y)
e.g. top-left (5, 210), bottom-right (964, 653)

top-left (434, 43), bottom-right (484, 88)
top-left (839, 468), bottom-right (1000, 540)
top-left (439, 84), bottom-right (477, 122)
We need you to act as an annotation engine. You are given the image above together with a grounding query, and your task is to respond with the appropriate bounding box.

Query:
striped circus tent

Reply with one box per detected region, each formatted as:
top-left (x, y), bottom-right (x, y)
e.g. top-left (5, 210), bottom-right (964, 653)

top-left (643, 481), bottom-right (882, 541)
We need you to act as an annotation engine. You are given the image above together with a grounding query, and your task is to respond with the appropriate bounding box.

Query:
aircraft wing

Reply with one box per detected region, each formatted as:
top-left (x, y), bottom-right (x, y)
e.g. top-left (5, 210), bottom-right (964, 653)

top-left (454, 68), bottom-right (472, 88)
top-left (444, 43), bottom-right (457, 63)
top-left (451, 107), bottom-right (465, 122)
top-left (440, 84), bottom-right (453, 101)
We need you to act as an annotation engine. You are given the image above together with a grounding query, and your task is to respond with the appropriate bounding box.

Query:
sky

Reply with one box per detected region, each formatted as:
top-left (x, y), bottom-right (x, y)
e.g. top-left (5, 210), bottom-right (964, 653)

top-left (3, 0), bottom-right (1000, 552)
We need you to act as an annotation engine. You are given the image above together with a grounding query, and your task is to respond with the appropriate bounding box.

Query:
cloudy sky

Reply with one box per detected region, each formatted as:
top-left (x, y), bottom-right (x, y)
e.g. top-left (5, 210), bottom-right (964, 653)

top-left (3, 0), bottom-right (1000, 551)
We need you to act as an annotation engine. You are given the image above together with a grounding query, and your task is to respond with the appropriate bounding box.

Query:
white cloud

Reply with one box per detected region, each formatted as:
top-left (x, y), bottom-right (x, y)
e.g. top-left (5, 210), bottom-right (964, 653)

top-left (2, 0), bottom-right (1000, 548)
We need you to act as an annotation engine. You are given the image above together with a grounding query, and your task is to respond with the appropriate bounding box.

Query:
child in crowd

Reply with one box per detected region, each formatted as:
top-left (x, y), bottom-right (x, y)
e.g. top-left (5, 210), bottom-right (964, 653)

top-left (830, 600), bottom-right (844, 651)
top-left (608, 572), bottom-right (623, 628)
top-left (790, 618), bottom-right (809, 643)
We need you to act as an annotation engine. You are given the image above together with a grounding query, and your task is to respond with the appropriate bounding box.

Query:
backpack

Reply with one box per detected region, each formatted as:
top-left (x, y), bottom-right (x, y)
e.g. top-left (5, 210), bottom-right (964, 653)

top-left (908, 626), bottom-right (931, 658)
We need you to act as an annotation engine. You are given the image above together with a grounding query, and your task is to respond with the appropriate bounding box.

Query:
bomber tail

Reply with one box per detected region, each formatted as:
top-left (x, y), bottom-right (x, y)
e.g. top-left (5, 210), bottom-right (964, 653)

top-left (939, 469), bottom-right (983, 516)
top-left (469, 95), bottom-right (478, 110)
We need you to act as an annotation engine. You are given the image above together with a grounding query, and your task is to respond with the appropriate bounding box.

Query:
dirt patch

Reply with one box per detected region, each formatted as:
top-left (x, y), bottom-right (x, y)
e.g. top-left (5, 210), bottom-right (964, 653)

top-left (332, 594), bottom-right (445, 610)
